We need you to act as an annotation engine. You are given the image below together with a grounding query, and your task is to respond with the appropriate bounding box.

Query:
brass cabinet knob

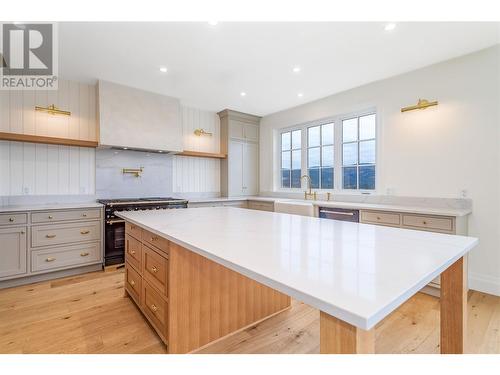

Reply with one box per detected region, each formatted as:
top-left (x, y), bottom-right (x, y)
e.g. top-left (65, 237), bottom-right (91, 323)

top-left (151, 266), bottom-right (158, 273)
top-left (48, 215), bottom-right (53, 219)
top-left (45, 257), bottom-right (56, 262)
top-left (82, 213), bottom-right (87, 217)
top-left (130, 280), bottom-right (135, 286)
top-left (151, 236), bottom-right (158, 241)
top-left (423, 221), bottom-right (427, 225)
top-left (130, 250), bottom-right (136, 255)
top-left (9, 217), bottom-right (14, 222)
top-left (20, 230), bottom-right (25, 234)
top-left (46, 234), bottom-right (56, 238)
top-left (150, 304), bottom-right (158, 312)
top-left (80, 230), bottom-right (90, 235)
top-left (376, 216), bottom-right (381, 220)
top-left (80, 252), bottom-right (90, 257)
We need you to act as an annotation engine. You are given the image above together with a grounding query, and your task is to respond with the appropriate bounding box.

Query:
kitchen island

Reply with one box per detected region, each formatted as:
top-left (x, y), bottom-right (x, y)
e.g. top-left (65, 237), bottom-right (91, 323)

top-left (116, 207), bottom-right (478, 354)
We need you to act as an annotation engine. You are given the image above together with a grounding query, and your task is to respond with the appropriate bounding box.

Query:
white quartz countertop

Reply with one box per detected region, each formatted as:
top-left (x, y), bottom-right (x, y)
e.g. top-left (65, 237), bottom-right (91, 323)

top-left (116, 207), bottom-right (477, 329)
top-left (188, 196), bottom-right (471, 217)
top-left (0, 202), bottom-right (103, 213)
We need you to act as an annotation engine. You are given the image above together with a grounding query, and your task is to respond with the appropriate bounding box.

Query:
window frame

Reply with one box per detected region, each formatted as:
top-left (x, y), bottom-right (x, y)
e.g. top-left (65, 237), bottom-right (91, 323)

top-left (279, 128), bottom-right (303, 189)
top-left (306, 122), bottom-right (335, 190)
top-left (276, 108), bottom-right (378, 194)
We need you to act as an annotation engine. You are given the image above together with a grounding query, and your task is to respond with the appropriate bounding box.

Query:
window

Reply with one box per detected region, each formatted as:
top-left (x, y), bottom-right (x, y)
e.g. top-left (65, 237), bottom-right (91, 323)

top-left (342, 114), bottom-right (376, 190)
top-left (307, 123), bottom-right (334, 189)
top-left (281, 129), bottom-right (302, 188)
top-left (278, 111), bottom-right (376, 192)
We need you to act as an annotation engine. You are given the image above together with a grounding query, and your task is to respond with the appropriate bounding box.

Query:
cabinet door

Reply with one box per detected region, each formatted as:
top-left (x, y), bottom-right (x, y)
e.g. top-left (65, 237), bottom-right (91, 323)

top-left (243, 123), bottom-right (259, 142)
top-left (243, 142), bottom-right (259, 196)
top-left (0, 227), bottom-right (27, 279)
top-left (228, 120), bottom-right (245, 139)
top-left (228, 141), bottom-right (244, 196)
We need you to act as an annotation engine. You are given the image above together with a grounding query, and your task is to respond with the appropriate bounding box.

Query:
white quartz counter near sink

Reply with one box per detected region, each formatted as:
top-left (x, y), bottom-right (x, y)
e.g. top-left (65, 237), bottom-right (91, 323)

top-left (188, 196), bottom-right (471, 217)
top-left (116, 207), bottom-right (477, 329)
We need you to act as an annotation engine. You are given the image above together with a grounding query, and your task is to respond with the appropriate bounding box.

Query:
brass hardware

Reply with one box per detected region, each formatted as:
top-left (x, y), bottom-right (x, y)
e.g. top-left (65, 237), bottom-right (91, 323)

top-left (151, 266), bottom-right (158, 273)
top-left (82, 213), bottom-right (87, 217)
top-left (48, 215), bottom-right (53, 219)
top-left (20, 230), bottom-right (25, 234)
top-left (301, 175), bottom-right (317, 200)
top-left (106, 219), bottom-right (125, 225)
top-left (151, 236), bottom-right (158, 241)
top-left (45, 257), bottom-right (56, 262)
top-left (326, 192), bottom-right (331, 201)
top-left (193, 128), bottom-right (213, 137)
top-left (130, 250), bottom-right (136, 255)
top-left (35, 104), bottom-right (71, 116)
top-left (376, 216), bottom-right (381, 220)
top-left (401, 98), bottom-right (438, 113)
top-left (130, 280), bottom-right (135, 286)
top-left (122, 167), bottom-right (143, 177)
top-left (46, 234), bottom-right (56, 238)
top-left (423, 221), bottom-right (427, 225)
top-left (80, 230), bottom-right (90, 235)
top-left (8, 217), bottom-right (14, 222)
top-left (80, 252), bottom-right (90, 257)
top-left (150, 304), bottom-right (158, 312)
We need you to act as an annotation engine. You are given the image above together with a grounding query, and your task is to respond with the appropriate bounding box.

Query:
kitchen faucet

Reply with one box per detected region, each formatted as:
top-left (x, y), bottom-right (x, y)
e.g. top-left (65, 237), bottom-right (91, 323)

top-left (301, 175), bottom-right (317, 200)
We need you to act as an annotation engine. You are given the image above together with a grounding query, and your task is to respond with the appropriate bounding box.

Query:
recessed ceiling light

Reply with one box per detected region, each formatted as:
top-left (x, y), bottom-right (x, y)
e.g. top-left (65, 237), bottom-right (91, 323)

top-left (240, 92), bottom-right (246, 97)
top-left (158, 150), bottom-right (163, 153)
top-left (159, 67), bottom-right (168, 73)
top-left (297, 93), bottom-right (304, 98)
top-left (293, 66), bottom-right (301, 73)
top-left (208, 21), bottom-right (218, 26)
top-left (123, 147), bottom-right (128, 150)
top-left (384, 23), bottom-right (396, 31)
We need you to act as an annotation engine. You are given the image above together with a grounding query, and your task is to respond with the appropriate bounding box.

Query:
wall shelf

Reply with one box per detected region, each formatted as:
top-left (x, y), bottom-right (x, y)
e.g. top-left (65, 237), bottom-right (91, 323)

top-left (0, 132), bottom-right (99, 148)
top-left (176, 150), bottom-right (227, 159)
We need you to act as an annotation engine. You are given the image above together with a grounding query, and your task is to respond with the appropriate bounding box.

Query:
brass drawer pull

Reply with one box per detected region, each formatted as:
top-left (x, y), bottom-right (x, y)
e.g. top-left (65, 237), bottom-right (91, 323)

top-left (151, 236), bottom-right (158, 241)
top-left (150, 304), bottom-right (158, 312)
top-left (80, 252), bottom-right (90, 257)
top-left (45, 257), bottom-right (56, 262)
top-left (9, 217), bottom-right (15, 222)
top-left (376, 216), bottom-right (381, 220)
top-left (130, 280), bottom-right (135, 286)
top-left (151, 266), bottom-right (158, 273)
top-left (82, 213), bottom-right (87, 217)
top-left (46, 234), bottom-right (56, 238)
top-left (81, 230), bottom-right (90, 235)
top-left (48, 215), bottom-right (53, 219)
top-left (422, 221), bottom-right (427, 225)
top-left (20, 230), bottom-right (25, 234)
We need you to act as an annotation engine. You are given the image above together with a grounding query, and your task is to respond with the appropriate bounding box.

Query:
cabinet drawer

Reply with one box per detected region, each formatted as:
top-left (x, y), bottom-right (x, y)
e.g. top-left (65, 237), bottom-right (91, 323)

top-left (143, 244), bottom-right (168, 296)
top-left (360, 211), bottom-right (401, 226)
top-left (0, 213), bottom-right (27, 226)
top-left (222, 200), bottom-right (248, 208)
top-left (142, 279), bottom-right (168, 340)
top-left (402, 215), bottom-right (454, 233)
top-left (125, 262), bottom-right (142, 306)
top-left (31, 242), bottom-right (101, 272)
top-left (143, 229), bottom-right (169, 253)
top-left (32, 221), bottom-right (101, 248)
top-left (125, 234), bottom-right (142, 271)
top-left (248, 201), bottom-right (274, 212)
top-left (125, 221), bottom-right (142, 240)
top-left (31, 208), bottom-right (101, 224)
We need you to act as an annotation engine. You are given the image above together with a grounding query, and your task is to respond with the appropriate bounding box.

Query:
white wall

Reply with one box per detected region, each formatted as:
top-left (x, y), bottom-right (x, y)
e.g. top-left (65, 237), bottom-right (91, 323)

top-left (172, 106), bottom-right (221, 196)
top-left (260, 45), bottom-right (500, 295)
top-left (0, 79), bottom-right (97, 196)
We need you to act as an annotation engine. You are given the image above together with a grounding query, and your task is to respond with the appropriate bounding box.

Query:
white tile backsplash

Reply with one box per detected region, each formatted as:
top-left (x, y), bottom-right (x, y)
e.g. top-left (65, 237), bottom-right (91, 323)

top-left (95, 148), bottom-right (174, 199)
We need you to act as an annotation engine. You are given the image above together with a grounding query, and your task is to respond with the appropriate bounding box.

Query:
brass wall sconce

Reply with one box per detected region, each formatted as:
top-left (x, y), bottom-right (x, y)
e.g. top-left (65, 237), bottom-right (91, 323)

top-left (194, 128), bottom-right (213, 136)
top-left (401, 99), bottom-right (438, 113)
top-left (35, 104), bottom-right (71, 116)
top-left (122, 167), bottom-right (144, 177)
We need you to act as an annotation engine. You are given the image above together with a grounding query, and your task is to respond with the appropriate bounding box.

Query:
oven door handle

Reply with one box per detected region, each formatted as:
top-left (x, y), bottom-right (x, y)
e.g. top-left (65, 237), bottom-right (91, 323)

top-left (106, 219), bottom-right (125, 225)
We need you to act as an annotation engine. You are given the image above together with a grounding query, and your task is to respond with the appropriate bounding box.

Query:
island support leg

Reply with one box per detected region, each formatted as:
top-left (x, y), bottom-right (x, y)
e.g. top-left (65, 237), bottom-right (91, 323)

top-left (440, 256), bottom-right (467, 354)
top-left (320, 312), bottom-right (375, 354)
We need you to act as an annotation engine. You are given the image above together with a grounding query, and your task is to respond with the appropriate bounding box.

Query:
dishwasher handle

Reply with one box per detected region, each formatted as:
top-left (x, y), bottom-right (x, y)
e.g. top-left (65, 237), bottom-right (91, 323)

top-left (318, 207), bottom-right (359, 222)
top-left (319, 210), bottom-right (354, 216)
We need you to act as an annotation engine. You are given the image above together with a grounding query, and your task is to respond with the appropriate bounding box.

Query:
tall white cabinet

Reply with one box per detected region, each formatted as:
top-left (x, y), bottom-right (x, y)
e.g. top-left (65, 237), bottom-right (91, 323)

top-left (218, 110), bottom-right (261, 197)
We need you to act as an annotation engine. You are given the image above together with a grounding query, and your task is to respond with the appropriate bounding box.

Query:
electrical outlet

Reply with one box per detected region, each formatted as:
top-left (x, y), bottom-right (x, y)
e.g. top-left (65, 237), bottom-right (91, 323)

top-left (23, 187), bottom-right (30, 195)
top-left (460, 189), bottom-right (467, 198)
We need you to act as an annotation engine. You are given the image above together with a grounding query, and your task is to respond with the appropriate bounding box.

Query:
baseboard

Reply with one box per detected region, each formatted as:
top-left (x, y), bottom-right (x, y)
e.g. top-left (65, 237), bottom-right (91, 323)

top-left (469, 272), bottom-right (500, 296)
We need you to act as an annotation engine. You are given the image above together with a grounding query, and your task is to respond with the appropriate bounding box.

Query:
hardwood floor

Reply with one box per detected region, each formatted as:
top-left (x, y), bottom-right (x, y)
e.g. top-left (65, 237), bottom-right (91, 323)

top-left (0, 269), bottom-right (499, 354)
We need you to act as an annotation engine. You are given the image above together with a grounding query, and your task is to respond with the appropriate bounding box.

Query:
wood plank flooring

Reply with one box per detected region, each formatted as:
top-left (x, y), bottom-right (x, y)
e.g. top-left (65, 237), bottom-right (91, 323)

top-left (0, 269), bottom-right (499, 354)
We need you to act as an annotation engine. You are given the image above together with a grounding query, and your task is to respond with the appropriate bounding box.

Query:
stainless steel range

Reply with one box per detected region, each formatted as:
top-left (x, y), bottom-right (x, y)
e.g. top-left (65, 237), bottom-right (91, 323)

top-left (98, 197), bottom-right (188, 266)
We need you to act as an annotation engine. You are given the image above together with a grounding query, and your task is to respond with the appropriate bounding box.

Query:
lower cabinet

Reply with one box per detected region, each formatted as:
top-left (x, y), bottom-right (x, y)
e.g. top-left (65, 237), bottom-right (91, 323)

top-left (0, 226), bottom-right (27, 279)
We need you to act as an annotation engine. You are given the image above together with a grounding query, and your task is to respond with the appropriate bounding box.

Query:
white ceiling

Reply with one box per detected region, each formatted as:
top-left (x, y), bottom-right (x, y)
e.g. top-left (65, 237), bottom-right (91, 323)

top-left (59, 22), bottom-right (499, 116)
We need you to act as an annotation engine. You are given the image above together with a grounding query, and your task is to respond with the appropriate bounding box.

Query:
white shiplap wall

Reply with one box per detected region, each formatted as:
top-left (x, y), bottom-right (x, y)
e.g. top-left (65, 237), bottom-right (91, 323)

top-left (173, 106), bottom-right (220, 193)
top-left (0, 80), bottom-right (97, 196)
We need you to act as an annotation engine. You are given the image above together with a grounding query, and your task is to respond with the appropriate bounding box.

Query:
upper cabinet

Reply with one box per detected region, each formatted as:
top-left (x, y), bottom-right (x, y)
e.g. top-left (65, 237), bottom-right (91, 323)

top-left (98, 80), bottom-right (182, 153)
top-left (218, 109), bottom-right (261, 197)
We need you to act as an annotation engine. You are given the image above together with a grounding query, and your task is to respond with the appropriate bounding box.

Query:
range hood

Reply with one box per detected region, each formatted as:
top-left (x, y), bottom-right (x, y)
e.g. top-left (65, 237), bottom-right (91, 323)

top-left (98, 80), bottom-right (183, 153)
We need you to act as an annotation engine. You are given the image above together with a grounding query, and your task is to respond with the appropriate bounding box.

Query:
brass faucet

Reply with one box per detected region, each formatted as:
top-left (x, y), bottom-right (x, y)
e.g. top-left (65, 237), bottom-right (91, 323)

top-left (301, 175), bottom-right (317, 200)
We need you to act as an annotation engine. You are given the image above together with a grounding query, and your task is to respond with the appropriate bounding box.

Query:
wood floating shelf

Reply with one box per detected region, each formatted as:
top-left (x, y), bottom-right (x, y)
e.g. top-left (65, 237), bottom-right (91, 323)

top-left (177, 150), bottom-right (227, 159)
top-left (0, 132), bottom-right (98, 148)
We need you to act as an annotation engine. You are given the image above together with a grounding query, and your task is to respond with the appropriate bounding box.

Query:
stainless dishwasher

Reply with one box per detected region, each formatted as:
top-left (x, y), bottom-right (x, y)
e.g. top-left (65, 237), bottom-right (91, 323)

top-left (318, 207), bottom-right (359, 222)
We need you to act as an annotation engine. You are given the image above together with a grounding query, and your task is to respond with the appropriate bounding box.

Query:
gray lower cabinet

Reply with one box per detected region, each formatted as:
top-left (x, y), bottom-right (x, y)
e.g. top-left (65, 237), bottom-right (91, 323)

top-left (0, 226), bottom-right (27, 279)
top-left (0, 207), bottom-right (103, 286)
